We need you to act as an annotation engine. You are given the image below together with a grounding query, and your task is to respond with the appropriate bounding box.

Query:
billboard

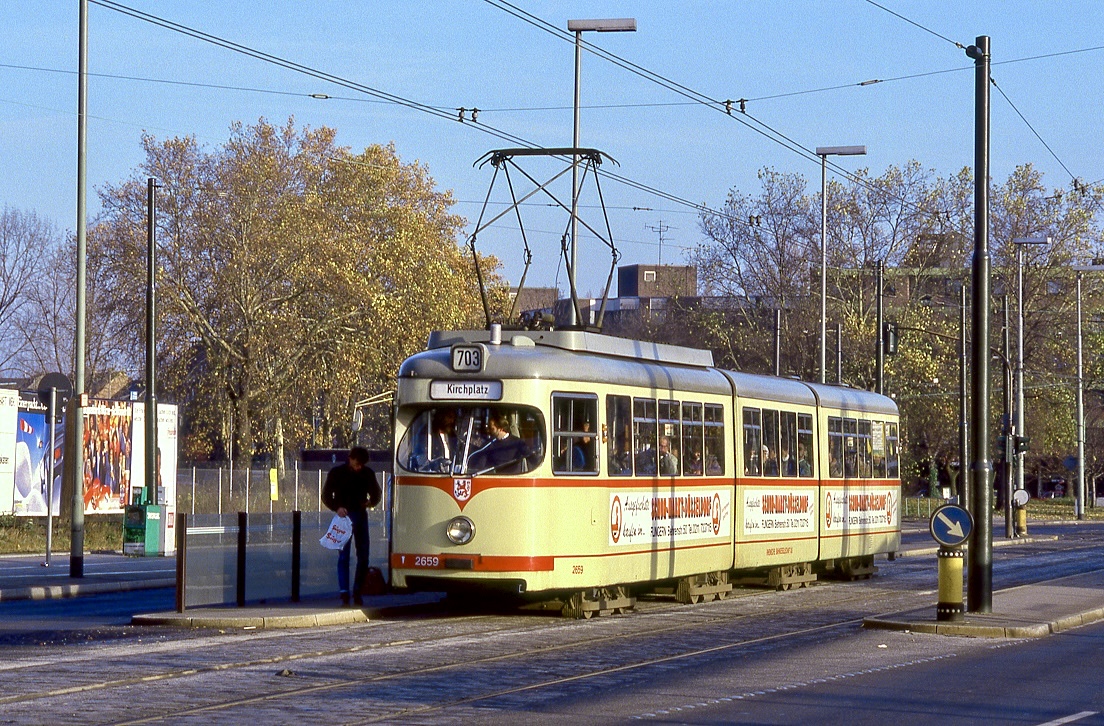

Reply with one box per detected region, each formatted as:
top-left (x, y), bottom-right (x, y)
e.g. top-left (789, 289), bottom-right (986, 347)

top-left (131, 402), bottom-right (179, 553)
top-left (0, 388), bottom-right (18, 514)
top-left (81, 400), bottom-right (133, 514)
top-left (12, 395), bottom-right (63, 517)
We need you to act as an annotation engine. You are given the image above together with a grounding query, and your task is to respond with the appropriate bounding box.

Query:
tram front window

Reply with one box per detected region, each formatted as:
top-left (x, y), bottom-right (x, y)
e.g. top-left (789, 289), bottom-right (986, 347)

top-left (398, 405), bottom-right (545, 475)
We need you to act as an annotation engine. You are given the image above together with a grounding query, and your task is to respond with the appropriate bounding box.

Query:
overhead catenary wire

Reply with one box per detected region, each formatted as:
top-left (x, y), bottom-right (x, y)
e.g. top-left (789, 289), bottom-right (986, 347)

top-left (88, 0), bottom-right (759, 228)
top-left (990, 77), bottom-right (1078, 183)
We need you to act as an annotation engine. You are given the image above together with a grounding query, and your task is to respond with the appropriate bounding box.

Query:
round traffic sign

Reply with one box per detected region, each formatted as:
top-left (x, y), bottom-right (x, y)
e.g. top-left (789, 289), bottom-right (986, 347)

top-left (929, 503), bottom-right (973, 548)
top-left (1012, 489), bottom-right (1030, 507)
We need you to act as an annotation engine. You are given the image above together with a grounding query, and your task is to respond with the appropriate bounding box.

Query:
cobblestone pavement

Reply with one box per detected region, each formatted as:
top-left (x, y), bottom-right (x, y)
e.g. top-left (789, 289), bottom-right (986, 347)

top-left (1, 527), bottom-right (1102, 725)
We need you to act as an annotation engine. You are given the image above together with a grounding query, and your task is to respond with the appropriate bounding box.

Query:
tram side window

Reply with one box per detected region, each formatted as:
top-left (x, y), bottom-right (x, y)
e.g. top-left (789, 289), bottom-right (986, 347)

top-left (606, 395), bottom-right (633, 476)
top-left (551, 394), bottom-right (598, 475)
top-left (828, 417), bottom-right (844, 478)
top-left (797, 413), bottom-right (814, 477)
top-left (682, 402), bottom-right (704, 475)
top-left (886, 422), bottom-right (900, 478)
top-left (872, 420), bottom-right (887, 478)
top-left (780, 411), bottom-right (798, 477)
top-left (633, 398), bottom-right (658, 476)
top-left (704, 403), bottom-right (725, 475)
top-left (743, 407), bottom-right (762, 475)
top-left (843, 418), bottom-right (858, 478)
top-left (658, 399), bottom-right (681, 476)
top-left (858, 420), bottom-right (873, 478)
top-left (762, 409), bottom-right (780, 476)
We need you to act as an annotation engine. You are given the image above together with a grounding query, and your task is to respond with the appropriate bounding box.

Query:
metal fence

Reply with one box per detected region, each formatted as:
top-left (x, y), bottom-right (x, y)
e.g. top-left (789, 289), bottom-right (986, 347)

top-left (175, 464), bottom-right (343, 516)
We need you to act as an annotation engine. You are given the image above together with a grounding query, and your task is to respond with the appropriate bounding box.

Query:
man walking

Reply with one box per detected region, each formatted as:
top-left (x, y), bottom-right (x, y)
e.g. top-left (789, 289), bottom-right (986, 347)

top-left (322, 446), bottom-right (382, 606)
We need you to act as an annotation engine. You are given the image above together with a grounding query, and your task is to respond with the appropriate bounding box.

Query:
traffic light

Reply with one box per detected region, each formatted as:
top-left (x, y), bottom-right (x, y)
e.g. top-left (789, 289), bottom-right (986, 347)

top-left (1013, 435), bottom-right (1031, 455)
top-left (883, 321), bottom-right (899, 355)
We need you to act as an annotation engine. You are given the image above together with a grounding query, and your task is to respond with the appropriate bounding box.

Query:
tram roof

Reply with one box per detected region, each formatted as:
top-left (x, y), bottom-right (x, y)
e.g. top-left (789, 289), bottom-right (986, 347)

top-left (403, 329), bottom-right (727, 393)
top-left (426, 329), bottom-right (715, 368)
top-left (716, 370), bottom-right (818, 406)
top-left (805, 381), bottom-right (899, 416)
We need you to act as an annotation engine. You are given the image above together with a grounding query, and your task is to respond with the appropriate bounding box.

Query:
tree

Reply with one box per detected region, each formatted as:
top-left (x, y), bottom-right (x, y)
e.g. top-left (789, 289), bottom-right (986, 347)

top-left (0, 207), bottom-right (55, 375)
top-left (92, 118), bottom-right (495, 462)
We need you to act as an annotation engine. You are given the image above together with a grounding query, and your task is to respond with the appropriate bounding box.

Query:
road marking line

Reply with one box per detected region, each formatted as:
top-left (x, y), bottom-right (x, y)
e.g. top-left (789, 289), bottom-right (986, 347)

top-left (1035, 712), bottom-right (1098, 726)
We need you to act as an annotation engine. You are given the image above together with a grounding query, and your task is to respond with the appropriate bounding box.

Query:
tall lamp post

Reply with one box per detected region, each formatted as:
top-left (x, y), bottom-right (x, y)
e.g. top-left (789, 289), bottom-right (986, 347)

top-left (566, 17), bottom-right (636, 327)
top-left (1012, 235), bottom-right (1051, 499)
top-left (816, 145), bottom-right (866, 383)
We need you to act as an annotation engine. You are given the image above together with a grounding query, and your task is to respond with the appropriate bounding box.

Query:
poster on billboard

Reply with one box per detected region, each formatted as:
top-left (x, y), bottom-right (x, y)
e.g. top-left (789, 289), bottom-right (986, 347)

top-left (131, 402), bottom-right (179, 554)
top-left (0, 388), bottom-right (18, 515)
top-left (81, 399), bottom-right (133, 514)
top-left (12, 394), bottom-right (64, 517)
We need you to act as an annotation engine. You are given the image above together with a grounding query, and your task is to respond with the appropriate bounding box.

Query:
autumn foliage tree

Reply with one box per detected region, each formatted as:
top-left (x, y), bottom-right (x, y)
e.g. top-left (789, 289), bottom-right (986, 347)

top-left (92, 118), bottom-right (495, 462)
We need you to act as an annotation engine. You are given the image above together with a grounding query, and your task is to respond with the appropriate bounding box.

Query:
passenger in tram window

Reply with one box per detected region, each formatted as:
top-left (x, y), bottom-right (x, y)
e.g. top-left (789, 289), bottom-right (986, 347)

top-left (762, 445), bottom-right (779, 477)
top-left (745, 448), bottom-right (760, 475)
top-left (797, 443), bottom-right (812, 477)
top-left (577, 420), bottom-right (594, 470)
top-left (687, 448), bottom-right (703, 476)
top-left (829, 451), bottom-right (843, 478)
top-left (609, 448), bottom-right (632, 476)
top-left (636, 446), bottom-right (657, 476)
top-left (467, 410), bottom-right (529, 474)
top-left (658, 436), bottom-right (680, 476)
top-left (706, 454), bottom-right (723, 476)
top-left (780, 444), bottom-right (797, 477)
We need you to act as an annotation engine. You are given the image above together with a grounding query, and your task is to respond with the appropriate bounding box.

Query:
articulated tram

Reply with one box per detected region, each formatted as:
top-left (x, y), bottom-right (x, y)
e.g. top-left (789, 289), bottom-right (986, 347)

top-left (389, 327), bottom-right (900, 617)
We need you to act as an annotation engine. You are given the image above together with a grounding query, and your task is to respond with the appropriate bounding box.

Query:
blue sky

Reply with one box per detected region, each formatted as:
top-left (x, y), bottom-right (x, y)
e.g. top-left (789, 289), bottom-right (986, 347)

top-left (2, 2), bottom-right (1101, 295)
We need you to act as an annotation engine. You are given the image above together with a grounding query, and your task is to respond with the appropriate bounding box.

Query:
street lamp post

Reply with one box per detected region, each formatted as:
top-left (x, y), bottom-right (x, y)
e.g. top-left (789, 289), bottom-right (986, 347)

top-left (1012, 235), bottom-right (1051, 500)
top-left (816, 145), bottom-right (866, 383)
top-left (1076, 271), bottom-right (1085, 519)
top-left (567, 17), bottom-right (636, 327)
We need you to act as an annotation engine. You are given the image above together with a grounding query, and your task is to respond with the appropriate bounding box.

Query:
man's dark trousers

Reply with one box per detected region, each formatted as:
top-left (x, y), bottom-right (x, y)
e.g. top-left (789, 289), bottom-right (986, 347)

top-left (338, 508), bottom-right (370, 598)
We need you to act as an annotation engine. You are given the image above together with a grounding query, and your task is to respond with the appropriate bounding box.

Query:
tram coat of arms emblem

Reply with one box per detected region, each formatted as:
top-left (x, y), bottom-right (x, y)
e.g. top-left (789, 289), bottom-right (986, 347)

top-left (453, 478), bottom-right (472, 502)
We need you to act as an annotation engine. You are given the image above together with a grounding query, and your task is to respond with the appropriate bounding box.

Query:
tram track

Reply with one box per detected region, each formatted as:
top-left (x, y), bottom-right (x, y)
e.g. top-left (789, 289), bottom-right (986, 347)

top-left (3, 580), bottom-right (933, 724)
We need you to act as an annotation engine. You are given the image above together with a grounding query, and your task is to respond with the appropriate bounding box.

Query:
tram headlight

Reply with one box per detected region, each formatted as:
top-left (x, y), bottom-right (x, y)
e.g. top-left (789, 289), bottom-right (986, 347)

top-left (445, 516), bottom-right (475, 545)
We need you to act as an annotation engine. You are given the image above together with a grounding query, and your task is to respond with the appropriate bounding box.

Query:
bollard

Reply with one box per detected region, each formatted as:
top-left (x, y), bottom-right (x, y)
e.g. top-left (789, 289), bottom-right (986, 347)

top-left (1014, 506), bottom-right (1028, 536)
top-left (936, 546), bottom-right (964, 621)
top-left (236, 511), bottom-right (247, 607)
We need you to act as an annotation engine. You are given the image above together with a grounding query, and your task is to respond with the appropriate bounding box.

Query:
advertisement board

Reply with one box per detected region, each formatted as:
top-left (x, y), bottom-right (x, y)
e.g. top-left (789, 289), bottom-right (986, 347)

top-left (0, 388), bottom-right (18, 514)
top-left (81, 399), bottom-right (133, 514)
top-left (13, 395), bottom-right (63, 517)
top-left (131, 402), bottom-right (179, 554)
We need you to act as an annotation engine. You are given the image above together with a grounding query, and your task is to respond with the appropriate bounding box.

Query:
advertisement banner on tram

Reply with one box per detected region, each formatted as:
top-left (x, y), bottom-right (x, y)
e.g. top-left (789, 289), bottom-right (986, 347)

top-left (609, 489), bottom-right (731, 546)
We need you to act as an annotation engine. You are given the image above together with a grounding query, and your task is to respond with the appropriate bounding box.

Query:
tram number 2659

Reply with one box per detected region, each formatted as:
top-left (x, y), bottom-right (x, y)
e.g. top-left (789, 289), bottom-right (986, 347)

top-left (451, 344), bottom-right (485, 372)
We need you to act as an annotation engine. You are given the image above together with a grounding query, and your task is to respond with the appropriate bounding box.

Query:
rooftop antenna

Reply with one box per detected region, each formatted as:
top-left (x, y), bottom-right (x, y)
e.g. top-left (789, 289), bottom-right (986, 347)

top-left (644, 220), bottom-right (674, 265)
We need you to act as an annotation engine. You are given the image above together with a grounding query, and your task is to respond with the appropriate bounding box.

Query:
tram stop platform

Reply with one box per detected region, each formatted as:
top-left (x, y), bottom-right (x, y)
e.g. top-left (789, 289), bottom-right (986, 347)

top-left (863, 567), bottom-right (1104, 638)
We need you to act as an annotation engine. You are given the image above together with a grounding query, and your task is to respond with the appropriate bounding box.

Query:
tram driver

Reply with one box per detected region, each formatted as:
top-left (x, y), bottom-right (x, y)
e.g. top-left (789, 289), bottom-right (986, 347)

top-left (467, 409), bottom-right (530, 474)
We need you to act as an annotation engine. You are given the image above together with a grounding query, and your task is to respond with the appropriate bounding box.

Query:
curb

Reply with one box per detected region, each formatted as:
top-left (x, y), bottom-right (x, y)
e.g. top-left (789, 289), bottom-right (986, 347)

top-left (132, 607), bottom-right (371, 629)
top-left (863, 601), bottom-right (1104, 639)
top-left (894, 534), bottom-right (1057, 559)
top-left (0, 578), bottom-right (177, 603)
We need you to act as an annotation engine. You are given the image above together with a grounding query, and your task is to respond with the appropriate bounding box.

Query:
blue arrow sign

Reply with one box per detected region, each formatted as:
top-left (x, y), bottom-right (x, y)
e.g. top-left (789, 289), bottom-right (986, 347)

top-left (929, 504), bottom-right (973, 547)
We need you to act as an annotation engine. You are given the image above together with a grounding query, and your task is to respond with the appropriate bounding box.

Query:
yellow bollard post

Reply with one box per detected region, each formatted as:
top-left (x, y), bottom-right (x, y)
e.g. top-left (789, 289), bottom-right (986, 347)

top-left (936, 546), bottom-right (964, 621)
top-left (1014, 506), bottom-right (1028, 536)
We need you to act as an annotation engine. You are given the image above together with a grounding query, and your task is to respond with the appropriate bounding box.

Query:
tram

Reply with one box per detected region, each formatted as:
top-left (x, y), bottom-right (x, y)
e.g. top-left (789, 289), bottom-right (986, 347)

top-left (389, 325), bottom-right (900, 617)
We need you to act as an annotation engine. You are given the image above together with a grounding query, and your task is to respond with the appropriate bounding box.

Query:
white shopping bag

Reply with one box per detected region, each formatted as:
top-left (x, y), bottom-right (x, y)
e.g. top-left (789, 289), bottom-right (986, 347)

top-left (320, 515), bottom-right (353, 550)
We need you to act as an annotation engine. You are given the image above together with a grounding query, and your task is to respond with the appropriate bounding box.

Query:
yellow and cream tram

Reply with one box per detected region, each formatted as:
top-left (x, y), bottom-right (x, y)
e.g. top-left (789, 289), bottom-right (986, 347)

top-left (389, 326), bottom-right (900, 617)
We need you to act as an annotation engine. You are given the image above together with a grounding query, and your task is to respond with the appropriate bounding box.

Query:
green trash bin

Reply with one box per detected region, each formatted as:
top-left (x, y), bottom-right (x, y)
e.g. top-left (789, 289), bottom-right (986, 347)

top-left (123, 504), bottom-right (163, 556)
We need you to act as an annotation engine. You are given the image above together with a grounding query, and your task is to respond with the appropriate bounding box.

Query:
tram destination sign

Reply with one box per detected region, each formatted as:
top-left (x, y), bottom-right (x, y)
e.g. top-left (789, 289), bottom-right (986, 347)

top-left (929, 503), bottom-right (973, 548)
top-left (430, 380), bottom-right (503, 401)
